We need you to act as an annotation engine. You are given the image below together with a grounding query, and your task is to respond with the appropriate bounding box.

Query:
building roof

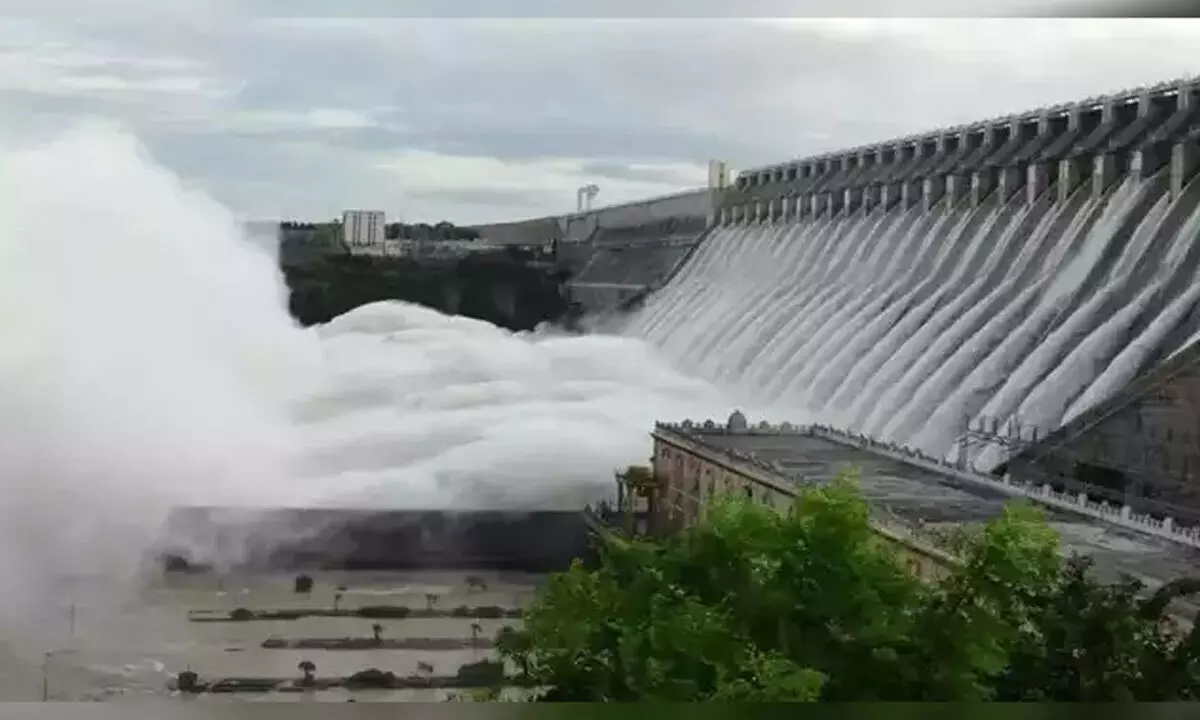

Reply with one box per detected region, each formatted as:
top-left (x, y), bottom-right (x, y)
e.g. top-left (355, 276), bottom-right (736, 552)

top-left (656, 424), bottom-right (1200, 597)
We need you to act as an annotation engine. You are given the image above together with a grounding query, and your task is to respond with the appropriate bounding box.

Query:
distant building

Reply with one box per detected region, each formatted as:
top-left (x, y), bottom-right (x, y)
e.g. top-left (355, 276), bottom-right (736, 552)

top-left (342, 210), bottom-right (386, 248)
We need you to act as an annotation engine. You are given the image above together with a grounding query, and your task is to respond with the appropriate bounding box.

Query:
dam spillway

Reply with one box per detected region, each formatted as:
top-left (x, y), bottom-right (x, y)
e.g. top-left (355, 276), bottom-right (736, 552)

top-left (622, 75), bottom-right (1200, 474)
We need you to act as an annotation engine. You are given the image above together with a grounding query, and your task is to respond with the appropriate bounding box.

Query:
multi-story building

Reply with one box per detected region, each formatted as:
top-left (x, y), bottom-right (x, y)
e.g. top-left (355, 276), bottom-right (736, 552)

top-left (342, 210), bottom-right (386, 248)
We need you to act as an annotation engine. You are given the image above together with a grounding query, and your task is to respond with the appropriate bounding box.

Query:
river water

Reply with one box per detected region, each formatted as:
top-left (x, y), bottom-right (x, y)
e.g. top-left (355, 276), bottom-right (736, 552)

top-left (0, 570), bottom-right (538, 702)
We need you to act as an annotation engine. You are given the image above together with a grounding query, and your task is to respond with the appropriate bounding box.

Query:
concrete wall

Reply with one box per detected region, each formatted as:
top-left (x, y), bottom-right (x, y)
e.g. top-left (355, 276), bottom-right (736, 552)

top-left (561, 188), bottom-right (716, 242)
top-left (567, 216), bottom-right (711, 315)
top-left (470, 188), bottom-right (717, 246)
top-left (1008, 341), bottom-right (1200, 523)
top-left (718, 76), bottom-right (1200, 224)
top-left (470, 216), bottom-right (564, 247)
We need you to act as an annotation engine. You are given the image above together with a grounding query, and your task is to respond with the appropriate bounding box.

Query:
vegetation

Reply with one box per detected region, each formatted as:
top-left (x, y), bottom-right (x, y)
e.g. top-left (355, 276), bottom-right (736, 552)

top-left (279, 219), bottom-right (481, 243)
top-left (497, 469), bottom-right (1200, 702)
top-left (282, 252), bottom-right (571, 330)
top-left (297, 660), bottom-right (316, 688)
top-left (384, 221), bottom-right (481, 242)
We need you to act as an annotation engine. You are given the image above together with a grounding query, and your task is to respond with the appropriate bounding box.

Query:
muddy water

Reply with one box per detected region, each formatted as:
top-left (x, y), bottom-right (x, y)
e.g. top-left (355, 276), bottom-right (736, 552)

top-left (0, 570), bottom-right (541, 701)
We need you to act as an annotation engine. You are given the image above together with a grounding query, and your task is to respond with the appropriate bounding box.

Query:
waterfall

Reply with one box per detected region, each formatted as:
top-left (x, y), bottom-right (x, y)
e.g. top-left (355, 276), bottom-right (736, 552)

top-left (625, 168), bottom-right (1200, 468)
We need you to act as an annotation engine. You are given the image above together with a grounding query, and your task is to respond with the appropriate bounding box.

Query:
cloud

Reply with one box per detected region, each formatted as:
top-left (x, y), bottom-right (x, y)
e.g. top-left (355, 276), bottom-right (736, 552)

top-left (2, 10), bottom-right (1199, 223)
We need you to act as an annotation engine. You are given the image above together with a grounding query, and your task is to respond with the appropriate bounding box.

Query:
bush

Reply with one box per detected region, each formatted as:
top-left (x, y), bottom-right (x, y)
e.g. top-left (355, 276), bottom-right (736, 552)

top-left (456, 659), bottom-right (505, 687)
top-left (345, 668), bottom-right (397, 689)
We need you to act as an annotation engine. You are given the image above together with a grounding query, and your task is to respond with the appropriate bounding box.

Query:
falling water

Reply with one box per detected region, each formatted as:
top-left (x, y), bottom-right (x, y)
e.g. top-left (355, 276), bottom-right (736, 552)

top-left (626, 166), bottom-right (1200, 469)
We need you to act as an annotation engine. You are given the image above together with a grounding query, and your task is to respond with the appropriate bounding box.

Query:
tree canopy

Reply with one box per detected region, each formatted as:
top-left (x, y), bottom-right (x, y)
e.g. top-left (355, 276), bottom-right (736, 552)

top-left (497, 469), bottom-right (1200, 701)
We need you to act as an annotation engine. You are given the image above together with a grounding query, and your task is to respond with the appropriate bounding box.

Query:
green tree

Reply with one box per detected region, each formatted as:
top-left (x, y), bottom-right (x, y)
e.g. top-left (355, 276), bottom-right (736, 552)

top-left (499, 467), bottom-right (1200, 702)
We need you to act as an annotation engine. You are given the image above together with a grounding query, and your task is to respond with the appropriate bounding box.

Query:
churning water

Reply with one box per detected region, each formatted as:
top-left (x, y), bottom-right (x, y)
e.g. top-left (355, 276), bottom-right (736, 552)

top-left (0, 124), bottom-right (733, 668)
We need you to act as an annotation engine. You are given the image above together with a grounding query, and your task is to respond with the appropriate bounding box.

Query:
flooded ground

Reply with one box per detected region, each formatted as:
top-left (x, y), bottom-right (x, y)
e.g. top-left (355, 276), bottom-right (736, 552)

top-left (0, 570), bottom-right (542, 702)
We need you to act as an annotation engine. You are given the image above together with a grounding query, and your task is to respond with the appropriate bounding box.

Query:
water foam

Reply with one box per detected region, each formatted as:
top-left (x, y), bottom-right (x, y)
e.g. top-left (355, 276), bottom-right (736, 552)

top-left (291, 301), bottom-right (730, 510)
top-left (0, 123), bottom-right (731, 645)
top-left (0, 123), bottom-right (321, 628)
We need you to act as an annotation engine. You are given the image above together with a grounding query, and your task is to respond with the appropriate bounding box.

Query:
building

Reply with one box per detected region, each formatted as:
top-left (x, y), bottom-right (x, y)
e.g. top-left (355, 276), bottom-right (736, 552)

top-left (643, 414), bottom-right (956, 580)
top-left (587, 413), bottom-right (1200, 596)
top-left (342, 210), bottom-right (386, 248)
top-left (995, 342), bottom-right (1200, 525)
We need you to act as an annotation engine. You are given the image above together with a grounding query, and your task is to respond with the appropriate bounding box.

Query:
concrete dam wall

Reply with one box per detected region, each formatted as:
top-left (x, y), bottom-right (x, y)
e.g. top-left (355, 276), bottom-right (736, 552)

top-left (467, 189), bottom-right (717, 315)
top-left (624, 75), bottom-right (1200, 474)
top-left (558, 190), bottom-right (715, 314)
top-left (569, 216), bottom-right (710, 314)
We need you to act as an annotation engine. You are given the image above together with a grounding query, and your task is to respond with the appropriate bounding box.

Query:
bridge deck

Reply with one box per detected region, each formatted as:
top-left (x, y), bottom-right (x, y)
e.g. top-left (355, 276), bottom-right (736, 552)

top-left (699, 433), bottom-right (1200, 593)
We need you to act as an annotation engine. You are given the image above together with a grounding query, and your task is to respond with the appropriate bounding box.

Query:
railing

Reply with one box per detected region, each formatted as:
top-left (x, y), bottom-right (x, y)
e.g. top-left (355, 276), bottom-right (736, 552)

top-left (739, 74), bottom-right (1200, 179)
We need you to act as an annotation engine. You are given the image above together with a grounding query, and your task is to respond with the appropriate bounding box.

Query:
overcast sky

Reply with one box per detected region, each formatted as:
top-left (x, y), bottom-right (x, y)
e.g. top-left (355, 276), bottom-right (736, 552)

top-left (2, 4), bottom-right (1199, 224)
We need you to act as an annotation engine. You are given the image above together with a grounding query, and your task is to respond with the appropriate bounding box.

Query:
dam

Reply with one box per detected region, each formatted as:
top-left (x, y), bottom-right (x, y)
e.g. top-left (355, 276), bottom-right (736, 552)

top-left (632, 78), bottom-right (1200, 468)
top-left (468, 74), bottom-right (1200, 525)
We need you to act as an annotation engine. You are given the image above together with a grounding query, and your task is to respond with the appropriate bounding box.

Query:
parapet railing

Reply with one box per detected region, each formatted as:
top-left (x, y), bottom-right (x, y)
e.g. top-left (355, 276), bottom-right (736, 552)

top-left (655, 419), bottom-right (1200, 550)
top-left (740, 73), bottom-right (1200, 179)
